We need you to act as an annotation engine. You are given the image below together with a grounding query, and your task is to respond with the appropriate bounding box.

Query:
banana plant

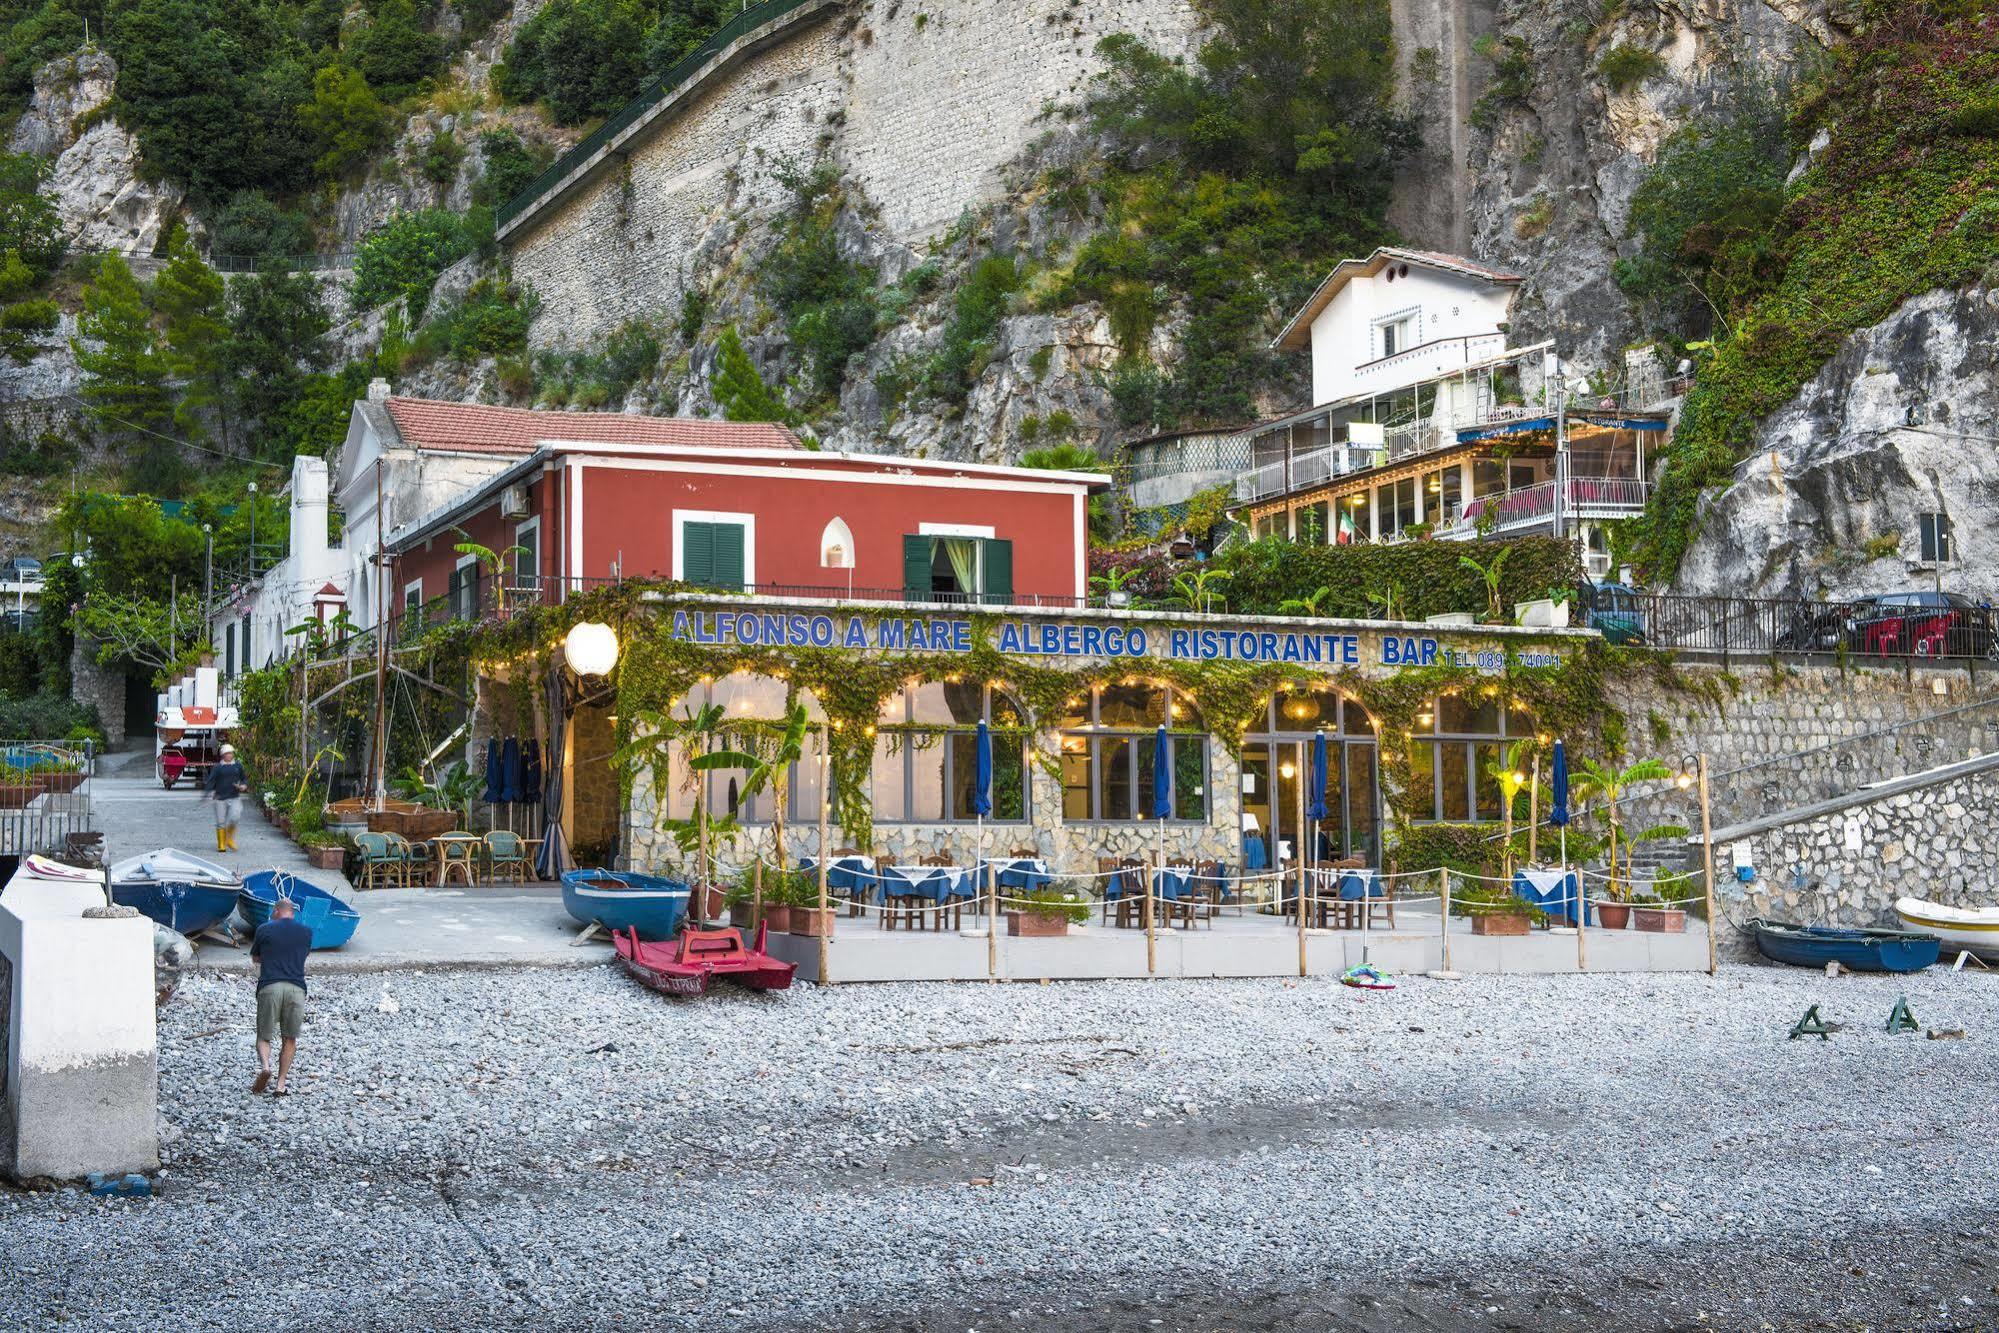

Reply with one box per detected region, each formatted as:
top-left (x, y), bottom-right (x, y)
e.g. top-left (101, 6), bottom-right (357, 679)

top-left (1168, 567), bottom-right (1230, 614)
top-left (613, 701), bottom-right (753, 892)
top-left (1571, 757), bottom-right (1689, 901)
top-left (453, 528), bottom-right (530, 619)
top-left (1458, 548), bottom-right (1511, 622)
top-left (1363, 579), bottom-right (1406, 621)
top-left (1278, 584), bottom-right (1332, 617)
top-left (734, 697), bottom-right (813, 874)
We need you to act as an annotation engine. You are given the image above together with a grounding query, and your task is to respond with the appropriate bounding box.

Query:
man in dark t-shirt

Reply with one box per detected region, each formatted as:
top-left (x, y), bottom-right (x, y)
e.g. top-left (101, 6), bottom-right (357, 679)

top-left (250, 899), bottom-right (312, 1096)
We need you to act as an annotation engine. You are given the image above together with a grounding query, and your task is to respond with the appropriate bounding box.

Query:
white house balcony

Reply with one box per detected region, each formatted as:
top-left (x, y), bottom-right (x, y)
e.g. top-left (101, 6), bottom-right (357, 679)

top-left (1346, 332), bottom-right (1510, 398)
top-left (1433, 476), bottom-right (1649, 540)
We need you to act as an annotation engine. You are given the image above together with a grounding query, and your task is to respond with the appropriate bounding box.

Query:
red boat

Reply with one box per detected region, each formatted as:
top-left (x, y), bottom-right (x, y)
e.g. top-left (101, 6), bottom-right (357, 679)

top-left (614, 923), bottom-right (797, 996)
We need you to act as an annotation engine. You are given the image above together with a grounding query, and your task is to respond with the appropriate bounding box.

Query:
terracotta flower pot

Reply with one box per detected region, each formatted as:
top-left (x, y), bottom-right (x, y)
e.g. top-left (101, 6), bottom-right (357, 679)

top-left (1595, 903), bottom-right (1632, 930)
top-left (789, 906), bottom-right (834, 937)
top-left (1006, 909), bottom-right (1069, 938)
top-left (0, 781), bottom-right (36, 809)
top-left (1471, 912), bottom-right (1530, 937)
top-left (40, 771), bottom-right (84, 794)
top-left (703, 885), bottom-right (727, 920)
top-left (761, 904), bottom-right (793, 934)
top-left (1633, 906), bottom-right (1686, 934)
top-left (729, 902), bottom-right (754, 928)
top-left (307, 845), bottom-right (346, 870)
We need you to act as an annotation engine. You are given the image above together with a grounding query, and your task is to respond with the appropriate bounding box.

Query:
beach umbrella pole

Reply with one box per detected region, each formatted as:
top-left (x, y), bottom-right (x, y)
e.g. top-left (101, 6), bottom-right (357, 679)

top-left (1699, 752), bottom-right (1716, 977)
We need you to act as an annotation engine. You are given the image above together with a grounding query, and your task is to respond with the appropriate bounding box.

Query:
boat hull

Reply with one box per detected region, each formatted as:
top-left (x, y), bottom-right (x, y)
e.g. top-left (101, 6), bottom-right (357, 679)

top-left (239, 871), bottom-right (361, 950)
top-left (110, 881), bottom-right (241, 936)
top-left (613, 926), bottom-right (796, 995)
top-left (1750, 918), bottom-right (1940, 973)
top-left (1893, 897), bottom-right (1999, 960)
top-left (561, 869), bottom-right (690, 940)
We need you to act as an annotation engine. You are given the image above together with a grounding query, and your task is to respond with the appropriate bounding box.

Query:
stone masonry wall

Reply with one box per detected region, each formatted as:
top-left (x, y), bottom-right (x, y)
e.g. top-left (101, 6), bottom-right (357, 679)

top-left (68, 634), bottom-right (126, 748)
top-left (507, 0), bottom-right (1200, 346)
top-left (1712, 759), bottom-right (1999, 958)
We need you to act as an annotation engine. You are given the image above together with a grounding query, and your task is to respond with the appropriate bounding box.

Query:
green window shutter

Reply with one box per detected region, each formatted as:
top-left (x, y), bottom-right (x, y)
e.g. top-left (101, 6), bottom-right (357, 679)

top-left (712, 522), bottom-right (746, 591)
top-left (902, 535), bottom-right (932, 600)
top-left (982, 538), bottom-right (1013, 605)
top-left (682, 521), bottom-right (714, 587)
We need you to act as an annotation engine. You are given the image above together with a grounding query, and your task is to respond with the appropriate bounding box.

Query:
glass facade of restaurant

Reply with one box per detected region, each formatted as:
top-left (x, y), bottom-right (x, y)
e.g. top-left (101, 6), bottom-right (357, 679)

top-left (647, 670), bottom-right (1520, 863)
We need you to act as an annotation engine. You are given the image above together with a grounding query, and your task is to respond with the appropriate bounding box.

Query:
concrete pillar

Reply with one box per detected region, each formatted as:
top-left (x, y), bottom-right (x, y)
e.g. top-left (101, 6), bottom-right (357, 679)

top-left (1, 870), bottom-right (158, 1182)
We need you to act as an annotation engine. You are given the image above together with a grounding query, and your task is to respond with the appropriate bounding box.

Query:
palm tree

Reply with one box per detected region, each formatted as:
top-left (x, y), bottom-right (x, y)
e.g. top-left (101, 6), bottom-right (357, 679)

top-left (1571, 757), bottom-right (1688, 899)
top-left (613, 701), bottom-right (753, 896)
top-left (1278, 584), bottom-right (1332, 617)
top-left (1168, 567), bottom-right (1230, 613)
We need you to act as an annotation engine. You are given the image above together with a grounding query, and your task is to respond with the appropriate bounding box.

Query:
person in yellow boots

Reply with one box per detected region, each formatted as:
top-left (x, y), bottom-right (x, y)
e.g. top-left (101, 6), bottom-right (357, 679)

top-left (208, 743), bottom-right (247, 852)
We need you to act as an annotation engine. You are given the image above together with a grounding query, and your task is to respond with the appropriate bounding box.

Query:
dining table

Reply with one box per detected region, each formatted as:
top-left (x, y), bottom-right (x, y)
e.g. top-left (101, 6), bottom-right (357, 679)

top-left (797, 854), bottom-right (877, 896)
top-left (1512, 867), bottom-right (1587, 926)
top-left (977, 857), bottom-right (1053, 893)
top-left (878, 862), bottom-right (976, 903)
top-left (429, 832), bottom-right (485, 886)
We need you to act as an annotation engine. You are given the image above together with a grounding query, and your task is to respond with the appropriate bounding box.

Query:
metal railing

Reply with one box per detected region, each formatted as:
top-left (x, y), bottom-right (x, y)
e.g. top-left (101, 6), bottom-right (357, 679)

top-left (0, 740), bottom-right (94, 855)
top-left (495, 0), bottom-right (829, 233)
top-left (1121, 433), bottom-right (1252, 484)
top-left (1577, 586), bottom-right (1999, 663)
top-left (1430, 476), bottom-right (1649, 537)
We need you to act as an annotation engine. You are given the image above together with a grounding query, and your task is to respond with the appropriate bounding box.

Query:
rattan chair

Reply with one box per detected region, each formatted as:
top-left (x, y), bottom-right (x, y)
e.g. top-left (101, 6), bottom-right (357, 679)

top-left (485, 830), bottom-right (531, 885)
top-left (354, 831), bottom-right (406, 890)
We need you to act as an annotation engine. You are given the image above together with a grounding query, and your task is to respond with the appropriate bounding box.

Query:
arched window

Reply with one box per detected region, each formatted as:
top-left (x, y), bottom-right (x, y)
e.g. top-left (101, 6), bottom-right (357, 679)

top-left (1242, 686), bottom-right (1378, 865)
top-left (661, 673), bottom-right (827, 824)
top-left (1406, 692), bottom-right (1534, 822)
top-left (871, 681), bottom-right (1027, 822)
top-left (1058, 682), bottom-right (1206, 822)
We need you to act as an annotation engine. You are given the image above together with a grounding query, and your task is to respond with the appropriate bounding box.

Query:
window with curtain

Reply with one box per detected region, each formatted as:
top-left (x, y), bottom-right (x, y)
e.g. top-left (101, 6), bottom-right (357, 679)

top-left (658, 673), bottom-right (828, 824)
top-left (871, 682), bottom-right (1027, 822)
top-left (1057, 683), bottom-right (1206, 821)
top-left (902, 535), bottom-right (1014, 604)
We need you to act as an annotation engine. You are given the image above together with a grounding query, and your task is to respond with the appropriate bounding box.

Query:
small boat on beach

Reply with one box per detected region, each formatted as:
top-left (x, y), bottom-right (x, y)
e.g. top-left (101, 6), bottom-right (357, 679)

top-left (614, 924), bottom-right (795, 996)
top-left (561, 867), bottom-right (691, 940)
top-left (1892, 897), bottom-right (1999, 961)
top-left (1748, 917), bottom-right (1940, 973)
top-left (109, 849), bottom-right (242, 937)
top-left (239, 870), bottom-right (361, 950)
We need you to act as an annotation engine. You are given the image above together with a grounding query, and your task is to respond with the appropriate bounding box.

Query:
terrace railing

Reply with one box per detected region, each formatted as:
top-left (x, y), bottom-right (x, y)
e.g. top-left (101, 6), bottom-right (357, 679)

top-left (0, 740), bottom-right (94, 855)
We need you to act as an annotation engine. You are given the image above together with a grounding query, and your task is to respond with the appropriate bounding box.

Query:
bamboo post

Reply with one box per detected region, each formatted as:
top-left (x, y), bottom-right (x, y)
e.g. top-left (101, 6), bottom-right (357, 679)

top-left (1439, 867), bottom-right (1452, 973)
top-left (816, 750), bottom-right (830, 987)
top-left (1699, 752), bottom-right (1717, 977)
top-left (1528, 754), bottom-right (1540, 865)
top-left (695, 763), bottom-right (711, 929)
top-left (1501, 783), bottom-right (1514, 879)
top-left (751, 858), bottom-right (763, 930)
top-left (986, 859), bottom-right (998, 980)
top-left (1294, 763), bottom-right (1308, 974)
top-left (1145, 853), bottom-right (1158, 976)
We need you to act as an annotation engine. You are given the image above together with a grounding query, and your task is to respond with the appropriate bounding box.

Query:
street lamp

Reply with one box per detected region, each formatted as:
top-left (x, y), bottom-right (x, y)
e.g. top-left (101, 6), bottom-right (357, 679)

top-left (202, 523), bottom-right (213, 607)
top-left (564, 621), bottom-right (619, 676)
top-left (247, 480), bottom-right (258, 571)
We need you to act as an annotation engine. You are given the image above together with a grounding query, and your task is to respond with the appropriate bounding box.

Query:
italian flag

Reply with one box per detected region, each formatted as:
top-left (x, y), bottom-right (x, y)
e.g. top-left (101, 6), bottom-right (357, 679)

top-left (1337, 511), bottom-right (1358, 544)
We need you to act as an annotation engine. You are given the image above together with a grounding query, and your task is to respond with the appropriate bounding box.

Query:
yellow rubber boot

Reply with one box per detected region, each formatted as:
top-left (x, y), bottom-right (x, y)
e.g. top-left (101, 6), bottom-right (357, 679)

top-left (224, 827), bottom-right (236, 852)
top-left (216, 827), bottom-right (226, 852)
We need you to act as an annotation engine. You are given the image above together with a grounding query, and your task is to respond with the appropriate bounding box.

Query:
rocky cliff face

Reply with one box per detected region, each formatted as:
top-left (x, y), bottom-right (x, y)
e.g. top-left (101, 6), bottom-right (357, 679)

top-left (1452, 0), bottom-right (1854, 366)
top-left (1672, 284), bottom-right (1999, 602)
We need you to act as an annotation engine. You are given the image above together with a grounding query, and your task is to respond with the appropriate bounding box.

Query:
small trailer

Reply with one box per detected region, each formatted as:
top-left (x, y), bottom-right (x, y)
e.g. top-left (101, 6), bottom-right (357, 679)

top-left (155, 666), bottom-right (239, 790)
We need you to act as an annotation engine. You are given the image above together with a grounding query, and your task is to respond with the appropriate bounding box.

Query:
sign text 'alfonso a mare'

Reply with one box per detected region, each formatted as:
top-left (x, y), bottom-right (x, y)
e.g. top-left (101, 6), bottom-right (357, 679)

top-left (668, 609), bottom-right (1564, 673)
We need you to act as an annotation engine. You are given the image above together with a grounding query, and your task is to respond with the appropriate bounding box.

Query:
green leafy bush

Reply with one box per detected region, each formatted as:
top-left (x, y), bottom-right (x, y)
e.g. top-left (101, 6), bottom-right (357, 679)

top-left (472, 129), bottom-right (551, 208)
top-left (710, 325), bottom-right (800, 426)
top-left (1598, 42), bottom-right (1665, 93)
top-left (924, 253), bottom-right (1022, 404)
top-left (210, 192), bottom-right (317, 263)
top-left (496, 0), bottom-right (735, 124)
top-left (759, 166), bottom-right (879, 402)
top-left (413, 277), bottom-right (539, 361)
top-left (418, 132), bottom-right (465, 186)
top-left (1217, 534), bottom-right (1583, 621)
top-left (349, 209), bottom-right (470, 317)
top-left (601, 319), bottom-right (663, 397)
top-left (0, 152), bottom-right (65, 280)
top-left (348, 0), bottom-right (444, 101)
top-left (0, 296), bottom-right (56, 360)
top-left (302, 63), bottom-right (394, 182)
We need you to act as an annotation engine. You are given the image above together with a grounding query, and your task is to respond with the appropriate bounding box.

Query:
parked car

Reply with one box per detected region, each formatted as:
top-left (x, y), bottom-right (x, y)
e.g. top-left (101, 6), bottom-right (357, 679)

top-left (1579, 581), bottom-right (1647, 645)
top-left (1844, 590), bottom-right (1999, 660)
top-left (0, 556), bottom-right (42, 583)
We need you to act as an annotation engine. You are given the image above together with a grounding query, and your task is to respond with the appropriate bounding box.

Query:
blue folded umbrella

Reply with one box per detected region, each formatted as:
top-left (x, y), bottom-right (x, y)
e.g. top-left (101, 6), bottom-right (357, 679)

top-left (500, 736), bottom-right (524, 804)
top-left (521, 738), bottom-right (542, 806)
top-left (481, 738), bottom-right (502, 804)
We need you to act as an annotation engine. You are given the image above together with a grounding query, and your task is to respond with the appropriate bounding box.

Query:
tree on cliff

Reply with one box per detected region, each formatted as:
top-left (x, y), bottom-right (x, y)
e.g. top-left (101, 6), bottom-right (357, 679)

top-left (711, 325), bottom-right (802, 429)
top-left (71, 254), bottom-right (180, 486)
top-left (153, 227), bottom-right (233, 451)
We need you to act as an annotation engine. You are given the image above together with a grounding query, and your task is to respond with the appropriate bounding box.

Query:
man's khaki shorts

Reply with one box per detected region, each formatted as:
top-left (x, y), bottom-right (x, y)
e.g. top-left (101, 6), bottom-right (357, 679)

top-left (256, 982), bottom-right (306, 1041)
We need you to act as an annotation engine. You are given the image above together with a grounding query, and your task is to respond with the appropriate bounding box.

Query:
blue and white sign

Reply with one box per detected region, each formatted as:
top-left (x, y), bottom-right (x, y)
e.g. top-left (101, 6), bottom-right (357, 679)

top-left (670, 609), bottom-right (1562, 672)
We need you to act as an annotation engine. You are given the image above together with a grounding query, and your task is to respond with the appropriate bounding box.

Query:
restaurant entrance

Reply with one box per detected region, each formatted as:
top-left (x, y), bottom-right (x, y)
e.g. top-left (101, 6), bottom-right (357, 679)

top-left (1238, 688), bottom-right (1380, 872)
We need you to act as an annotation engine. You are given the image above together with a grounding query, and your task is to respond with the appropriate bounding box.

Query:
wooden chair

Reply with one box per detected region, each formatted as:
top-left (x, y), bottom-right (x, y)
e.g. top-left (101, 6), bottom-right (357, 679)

top-left (1096, 856), bottom-right (1122, 926)
top-left (353, 831), bottom-right (405, 890)
top-left (1008, 846), bottom-right (1038, 859)
top-left (1187, 859), bottom-right (1224, 926)
top-left (1114, 857), bottom-right (1150, 930)
top-left (919, 853), bottom-right (963, 932)
top-left (433, 835), bottom-right (478, 886)
top-left (62, 830), bottom-right (103, 868)
top-left (485, 830), bottom-right (531, 885)
top-left (880, 855), bottom-right (925, 932)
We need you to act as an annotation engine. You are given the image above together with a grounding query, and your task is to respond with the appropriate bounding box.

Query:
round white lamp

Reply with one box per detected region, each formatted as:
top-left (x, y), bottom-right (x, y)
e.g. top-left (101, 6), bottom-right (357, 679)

top-left (565, 621), bottom-right (619, 676)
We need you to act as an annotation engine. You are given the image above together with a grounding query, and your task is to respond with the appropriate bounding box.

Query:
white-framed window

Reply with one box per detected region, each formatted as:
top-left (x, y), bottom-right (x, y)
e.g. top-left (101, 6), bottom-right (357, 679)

top-left (448, 553), bottom-right (481, 621)
top-left (1374, 308), bottom-right (1419, 357)
top-left (512, 517), bottom-right (541, 592)
top-left (905, 522), bottom-right (1013, 604)
top-left (672, 509), bottom-right (754, 591)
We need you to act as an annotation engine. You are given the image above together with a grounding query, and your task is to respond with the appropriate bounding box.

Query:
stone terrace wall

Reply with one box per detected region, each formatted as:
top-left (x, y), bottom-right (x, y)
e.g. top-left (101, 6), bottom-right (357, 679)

top-left (507, 0), bottom-right (1199, 345)
top-left (1709, 755), bottom-right (1999, 956)
top-left (1608, 660), bottom-right (1999, 837)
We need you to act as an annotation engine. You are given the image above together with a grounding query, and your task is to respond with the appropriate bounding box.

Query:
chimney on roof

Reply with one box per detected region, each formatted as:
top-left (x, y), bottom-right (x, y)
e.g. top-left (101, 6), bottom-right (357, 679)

top-left (367, 377), bottom-right (392, 403)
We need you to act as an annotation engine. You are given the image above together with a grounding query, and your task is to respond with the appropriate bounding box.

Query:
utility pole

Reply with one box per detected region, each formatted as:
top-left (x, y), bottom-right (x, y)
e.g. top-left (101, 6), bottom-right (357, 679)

top-left (1549, 351), bottom-right (1569, 546)
top-left (202, 523), bottom-right (213, 608)
top-left (369, 461), bottom-right (389, 807)
top-left (247, 480), bottom-right (258, 573)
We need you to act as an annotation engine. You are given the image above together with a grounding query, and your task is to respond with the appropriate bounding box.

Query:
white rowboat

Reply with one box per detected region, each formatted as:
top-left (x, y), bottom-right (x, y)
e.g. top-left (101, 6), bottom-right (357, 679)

top-left (1893, 896), bottom-right (1999, 959)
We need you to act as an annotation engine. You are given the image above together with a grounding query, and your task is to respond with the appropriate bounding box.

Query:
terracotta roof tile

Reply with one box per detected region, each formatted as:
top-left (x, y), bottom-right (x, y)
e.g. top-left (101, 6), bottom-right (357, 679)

top-left (382, 397), bottom-right (802, 454)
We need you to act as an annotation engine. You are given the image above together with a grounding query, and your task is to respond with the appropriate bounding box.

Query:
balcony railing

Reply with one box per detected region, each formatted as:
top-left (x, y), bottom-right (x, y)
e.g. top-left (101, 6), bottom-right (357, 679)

top-left (1347, 333), bottom-right (1509, 395)
top-left (1433, 477), bottom-right (1649, 538)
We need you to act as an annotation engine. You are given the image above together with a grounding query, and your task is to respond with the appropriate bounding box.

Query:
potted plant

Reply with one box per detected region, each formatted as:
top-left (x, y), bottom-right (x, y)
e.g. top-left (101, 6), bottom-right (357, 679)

top-left (1454, 884), bottom-right (1539, 936)
top-left (1459, 549), bottom-right (1511, 624)
top-left (300, 833), bottom-right (347, 871)
top-left (1572, 758), bottom-right (1688, 931)
top-left (725, 880), bottom-right (755, 928)
top-left (1633, 873), bottom-right (1692, 932)
top-left (787, 871), bottom-right (833, 938)
top-left (760, 878), bottom-right (794, 935)
top-left (1006, 887), bottom-right (1090, 937)
top-left (1514, 586), bottom-right (1574, 629)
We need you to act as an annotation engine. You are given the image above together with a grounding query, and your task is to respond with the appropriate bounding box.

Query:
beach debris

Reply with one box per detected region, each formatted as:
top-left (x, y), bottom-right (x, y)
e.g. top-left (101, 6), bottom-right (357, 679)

top-left (1927, 1028), bottom-right (1966, 1040)
top-left (1823, 960), bottom-right (1845, 978)
top-left (87, 1172), bottom-right (152, 1198)
top-left (377, 987), bottom-right (400, 1015)
top-left (1341, 964), bottom-right (1394, 991)
top-left (1885, 997), bottom-right (1920, 1034)
top-left (1788, 1005), bottom-right (1836, 1041)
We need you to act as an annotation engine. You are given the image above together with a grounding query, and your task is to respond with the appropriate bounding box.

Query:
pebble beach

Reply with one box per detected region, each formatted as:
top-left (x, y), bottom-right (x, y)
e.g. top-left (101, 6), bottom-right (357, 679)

top-left (7, 963), bottom-right (1998, 1330)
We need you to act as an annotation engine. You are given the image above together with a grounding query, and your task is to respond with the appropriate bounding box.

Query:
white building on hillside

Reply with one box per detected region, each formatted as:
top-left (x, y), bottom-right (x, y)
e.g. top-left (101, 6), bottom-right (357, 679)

top-left (206, 454), bottom-right (348, 678)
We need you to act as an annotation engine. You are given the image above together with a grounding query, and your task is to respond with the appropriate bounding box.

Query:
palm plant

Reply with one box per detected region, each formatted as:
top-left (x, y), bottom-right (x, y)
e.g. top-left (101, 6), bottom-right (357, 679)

top-left (1090, 565), bottom-right (1140, 606)
top-left (1571, 757), bottom-right (1689, 900)
top-left (613, 701), bottom-right (752, 891)
top-left (1363, 579), bottom-right (1406, 621)
top-left (734, 698), bottom-right (812, 873)
top-left (1278, 584), bottom-right (1332, 617)
top-left (1168, 567), bottom-right (1230, 613)
top-left (1459, 548), bottom-right (1511, 621)
top-left (453, 529), bottom-right (530, 618)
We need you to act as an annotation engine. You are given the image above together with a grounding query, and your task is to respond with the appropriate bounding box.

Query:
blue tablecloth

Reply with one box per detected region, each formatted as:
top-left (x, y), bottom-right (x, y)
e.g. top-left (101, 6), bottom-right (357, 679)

top-left (881, 864), bottom-right (975, 903)
top-left (1107, 866), bottom-right (1196, 902)
top-left (1337, 869), bottom-right (1384, 901)
top-left (1512, 868), bottom-right (1588, 926)
top-left (798, 856), bottom-right (876, 897)
top-left (978, 858), bottom-right (1052, 892)
top-left (1243, 835), bottom-right (1269, 871)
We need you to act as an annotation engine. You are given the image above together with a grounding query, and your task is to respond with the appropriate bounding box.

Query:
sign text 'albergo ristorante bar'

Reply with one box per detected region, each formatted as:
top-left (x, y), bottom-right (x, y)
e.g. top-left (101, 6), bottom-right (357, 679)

top-left (669, 609), bottom-right (1564, 672)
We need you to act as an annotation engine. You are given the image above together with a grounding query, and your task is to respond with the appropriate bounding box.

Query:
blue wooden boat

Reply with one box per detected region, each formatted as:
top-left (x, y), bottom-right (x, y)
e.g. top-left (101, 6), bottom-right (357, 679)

top-left (239, 870), bottom-right (361, 950)
top-left (109, 849), bottom-right (241, 936)
top-left (1748, 917), bottom-right (1940, 974)
top-left (562, 868), bottom-right (690, 940)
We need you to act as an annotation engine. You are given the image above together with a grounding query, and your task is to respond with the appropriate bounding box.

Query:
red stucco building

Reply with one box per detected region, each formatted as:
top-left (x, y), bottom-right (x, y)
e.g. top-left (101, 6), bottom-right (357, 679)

top-left (376, 400), bottom-right (1108, 622)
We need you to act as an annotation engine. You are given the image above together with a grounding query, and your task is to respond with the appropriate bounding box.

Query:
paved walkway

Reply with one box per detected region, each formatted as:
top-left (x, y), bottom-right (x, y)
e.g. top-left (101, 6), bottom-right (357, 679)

top-left (91, 750), bottom-right (611, 973)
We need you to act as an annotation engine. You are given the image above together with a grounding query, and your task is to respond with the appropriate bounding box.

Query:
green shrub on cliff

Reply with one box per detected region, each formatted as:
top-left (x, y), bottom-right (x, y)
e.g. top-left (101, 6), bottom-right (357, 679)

top-left (1629, 9), bottom-right (1999, 581)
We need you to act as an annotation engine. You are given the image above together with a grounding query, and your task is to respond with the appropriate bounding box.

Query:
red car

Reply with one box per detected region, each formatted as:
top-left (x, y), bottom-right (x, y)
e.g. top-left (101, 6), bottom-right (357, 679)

top-left (1845, 591), bottom-right (1999, 660)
